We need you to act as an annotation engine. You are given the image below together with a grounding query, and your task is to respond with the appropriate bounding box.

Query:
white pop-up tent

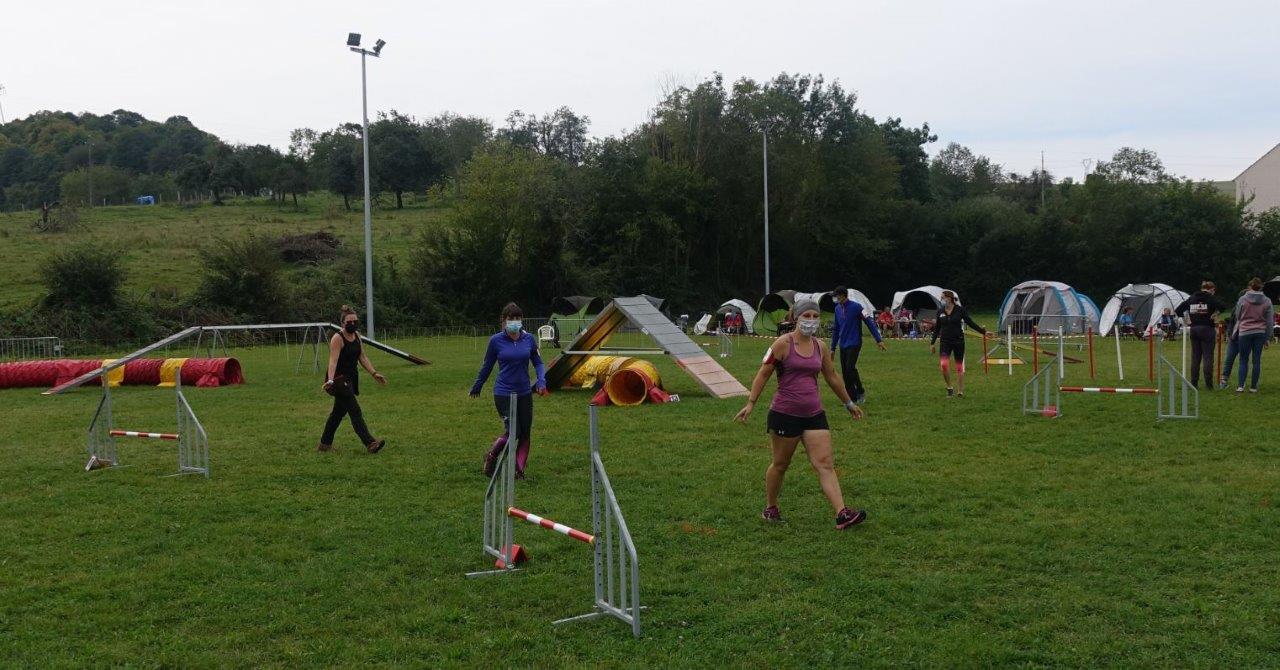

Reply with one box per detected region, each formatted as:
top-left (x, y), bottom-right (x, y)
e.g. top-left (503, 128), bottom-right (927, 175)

top-left (812, 289), bottom-right (876, 313)
top-left (997, 280), bottom-right (1100, 336)
top-left (1098, 283), bottom-right (1190, 336)
top-left (693, 299), bottom-right (757, 335)
top-left (890, 285), bottom-right (957, 315)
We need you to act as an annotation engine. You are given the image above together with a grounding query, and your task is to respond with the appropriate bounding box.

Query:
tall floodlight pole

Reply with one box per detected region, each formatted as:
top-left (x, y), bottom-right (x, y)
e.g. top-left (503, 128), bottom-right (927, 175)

top-left (0, 85), bottom-right (7, 124)
top-left (762, 128), bottom-right (771, 296)
top-left (347, 33), bottom-right (385, 339)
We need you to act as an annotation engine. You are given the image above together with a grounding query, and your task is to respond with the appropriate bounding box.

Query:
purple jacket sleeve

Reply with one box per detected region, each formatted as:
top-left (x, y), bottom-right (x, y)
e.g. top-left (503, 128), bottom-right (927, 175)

top-left (470, 337), bottom-right (497, 395)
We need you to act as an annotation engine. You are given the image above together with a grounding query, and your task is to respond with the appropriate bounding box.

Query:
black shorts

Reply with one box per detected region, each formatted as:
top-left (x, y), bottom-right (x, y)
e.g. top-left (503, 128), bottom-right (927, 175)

top-left (766, 410), bottom-right (829, 438)
top-left (939, 338), bottom-right (965, 361)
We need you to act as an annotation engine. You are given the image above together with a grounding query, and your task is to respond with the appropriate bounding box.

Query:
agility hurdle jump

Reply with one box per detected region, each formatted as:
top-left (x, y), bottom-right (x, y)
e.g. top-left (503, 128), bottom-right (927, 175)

top-left (86, 371), bottom-right (210, 477)
top-left (466, 394), bottom-right (641, 637)
top-left (1022, 350), bottom-right (1197, 420)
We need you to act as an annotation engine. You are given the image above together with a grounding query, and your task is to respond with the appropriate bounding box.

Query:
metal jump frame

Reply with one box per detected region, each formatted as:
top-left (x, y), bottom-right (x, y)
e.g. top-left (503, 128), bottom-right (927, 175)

top-left (466, 394), bottom-right (642, 637)
top-left (86, 373), bottom-right (210, 477)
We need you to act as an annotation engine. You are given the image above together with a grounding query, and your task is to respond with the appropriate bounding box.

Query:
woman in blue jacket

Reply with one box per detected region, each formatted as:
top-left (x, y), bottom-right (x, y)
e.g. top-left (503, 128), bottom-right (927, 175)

top-left (471, 302), bottom-right (547, 478)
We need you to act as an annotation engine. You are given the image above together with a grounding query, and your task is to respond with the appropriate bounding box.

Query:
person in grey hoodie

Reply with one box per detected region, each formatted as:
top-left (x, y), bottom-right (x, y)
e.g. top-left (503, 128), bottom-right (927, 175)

top-left (1231, 277), bottom-right (1274, 393)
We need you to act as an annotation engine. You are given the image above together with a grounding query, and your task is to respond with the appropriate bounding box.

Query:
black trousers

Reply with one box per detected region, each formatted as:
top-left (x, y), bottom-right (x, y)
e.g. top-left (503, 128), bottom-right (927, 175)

top-left (494, 393), bottom-right (534, 440)
top-left (321, 392), bottom-right (375, 446)
top-left (1189, 325), bottom-right (1216, 388)
top-left (839, 344), bottom-right (864, 396)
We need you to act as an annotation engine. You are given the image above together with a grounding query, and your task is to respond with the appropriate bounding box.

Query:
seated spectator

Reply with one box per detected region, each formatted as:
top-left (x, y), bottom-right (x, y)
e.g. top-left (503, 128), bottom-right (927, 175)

top-left (919, 318), bottom-right (935, 336)
top-left (876, 308), bottom-right (896, 337)
top-left (1157, 308), bottom-right (1178, 339)
top-left (1117, 307), bottom-right (1137, 337)
top-left (896, 308), bottom-right (913, 335)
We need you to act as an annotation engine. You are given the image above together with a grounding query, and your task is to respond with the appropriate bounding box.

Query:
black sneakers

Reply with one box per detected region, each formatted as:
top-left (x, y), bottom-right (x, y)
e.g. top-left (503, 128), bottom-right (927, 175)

top-left (836, 507), bottom-right (867, 530)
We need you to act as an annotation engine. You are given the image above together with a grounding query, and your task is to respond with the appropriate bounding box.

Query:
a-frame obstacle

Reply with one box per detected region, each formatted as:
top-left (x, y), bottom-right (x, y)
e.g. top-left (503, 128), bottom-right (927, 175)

top-left (546, 297), bottom-right (748, 399)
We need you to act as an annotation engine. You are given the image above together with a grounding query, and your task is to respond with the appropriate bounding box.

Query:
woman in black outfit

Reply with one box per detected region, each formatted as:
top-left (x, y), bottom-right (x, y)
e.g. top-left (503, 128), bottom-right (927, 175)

top-left (318, 305), bottom-right (387, 453)
top-left (929, 290), bottom-right (989, 397)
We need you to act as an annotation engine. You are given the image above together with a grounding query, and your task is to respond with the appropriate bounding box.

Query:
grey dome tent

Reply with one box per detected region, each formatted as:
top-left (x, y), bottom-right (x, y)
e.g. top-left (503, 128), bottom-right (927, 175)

top-left (997, 280), bottom-right (1100, 336)
top-left (1099, 283), bottom-right (1190, 336)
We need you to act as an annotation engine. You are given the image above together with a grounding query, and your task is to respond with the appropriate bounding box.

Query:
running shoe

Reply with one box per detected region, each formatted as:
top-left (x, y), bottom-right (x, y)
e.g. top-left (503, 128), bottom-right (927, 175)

top-left (1249, 388), bottom-right (1258, 394)
top-left (317, 441), bottom-right (333, 452)
top-left (1237, 386), bottom-right (1245, 393)
top-left (1218, 378), bottom-right (1228, 390)
top-left (957, 392), bottom-right (965, 398)
top-left (761, 505), bottom-right (784, 523)
top-left (366, 439), bottom-right (385, 454)
top-left (482, 450), bottom-right (499, 478)
top-left (836, 507), bottom-right (867, 530)
top-left (946, 387), bottom-right (955, 398)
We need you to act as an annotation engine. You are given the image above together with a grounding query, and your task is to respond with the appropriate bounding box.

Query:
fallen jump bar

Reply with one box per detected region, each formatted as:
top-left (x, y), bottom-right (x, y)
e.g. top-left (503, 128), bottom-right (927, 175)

top-left (508, 507), bottom-right (595, 545)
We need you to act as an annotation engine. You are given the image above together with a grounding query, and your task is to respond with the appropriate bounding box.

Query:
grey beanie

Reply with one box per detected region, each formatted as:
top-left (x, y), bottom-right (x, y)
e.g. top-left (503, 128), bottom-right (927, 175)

top-left (792, 299), bottom-right (820, 318)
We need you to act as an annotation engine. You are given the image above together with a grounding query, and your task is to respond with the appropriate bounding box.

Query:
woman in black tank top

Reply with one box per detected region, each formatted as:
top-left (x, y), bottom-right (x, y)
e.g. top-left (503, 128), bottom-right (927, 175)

top-left (319, 306), bottom-right (388, 453)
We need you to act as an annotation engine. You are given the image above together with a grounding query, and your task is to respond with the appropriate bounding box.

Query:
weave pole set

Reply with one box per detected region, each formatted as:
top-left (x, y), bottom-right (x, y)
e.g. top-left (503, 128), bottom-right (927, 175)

top-left (466, 394), bottom-right (642, 638)
top-left (85, 371), bottom-right (210, 477)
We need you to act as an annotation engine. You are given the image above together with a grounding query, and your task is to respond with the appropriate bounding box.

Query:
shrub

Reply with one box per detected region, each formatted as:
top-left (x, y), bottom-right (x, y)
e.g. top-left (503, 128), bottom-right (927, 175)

top-left (41, 244), bottom-right (125, 309)
top-left (196, 234), bottom-right (288, 320)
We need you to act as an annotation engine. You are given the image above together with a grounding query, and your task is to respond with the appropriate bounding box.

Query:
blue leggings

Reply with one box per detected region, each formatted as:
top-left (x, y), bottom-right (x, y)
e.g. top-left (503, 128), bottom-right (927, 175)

top-left (1236, 332), bottom-right (1267, 389)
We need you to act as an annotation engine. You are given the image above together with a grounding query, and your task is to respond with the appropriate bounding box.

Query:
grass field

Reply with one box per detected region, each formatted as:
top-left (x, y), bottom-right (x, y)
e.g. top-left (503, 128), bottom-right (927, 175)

top-left (0, 196), bottom-right (449, 311)
top-left (2, 329), bottom-right (1277, 667)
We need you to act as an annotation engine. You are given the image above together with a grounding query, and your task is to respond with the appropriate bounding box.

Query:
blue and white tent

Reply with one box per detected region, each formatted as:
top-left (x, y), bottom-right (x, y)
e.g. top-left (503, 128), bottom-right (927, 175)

top-left (998, 280), bottom-right (1100, 336)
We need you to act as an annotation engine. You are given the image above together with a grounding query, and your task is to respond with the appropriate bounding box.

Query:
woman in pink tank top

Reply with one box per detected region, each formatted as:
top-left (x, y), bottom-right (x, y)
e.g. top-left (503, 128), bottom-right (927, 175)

top-left (735, 299), bottom-right (868, 530)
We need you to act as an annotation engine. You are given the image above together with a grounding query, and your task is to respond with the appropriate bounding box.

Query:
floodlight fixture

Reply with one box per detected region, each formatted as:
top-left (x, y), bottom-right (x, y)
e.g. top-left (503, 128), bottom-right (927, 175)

top-left (373, 39), bottom-right (386, 55)
top-left (347, 32), bottom-right (361, 47)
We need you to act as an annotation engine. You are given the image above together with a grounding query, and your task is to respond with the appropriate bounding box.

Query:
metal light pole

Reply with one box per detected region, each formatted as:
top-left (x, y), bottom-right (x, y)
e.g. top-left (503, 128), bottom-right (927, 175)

top-left (0, 84), bottom-right (7, 124)
top-left (87, 141), bottom-right (94, 208)
top-left (762, 128), bottom-right (771, 296)
top-left (347, 33), bottom-right (385, 339)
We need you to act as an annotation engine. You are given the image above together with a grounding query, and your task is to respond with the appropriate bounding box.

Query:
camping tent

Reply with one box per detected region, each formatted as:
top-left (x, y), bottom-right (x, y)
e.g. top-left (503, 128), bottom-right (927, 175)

top-left (694, 299), bottom-right (757, 335)
top-left (890, 285), bottom-right (957, 315)
top-left (997, 280), bottom-right (1100, 336)
top-left (550, 296), bottom-right (606, 345)
top-left (752, 290), bottom-right (797, 335)
top-left (1263, 276), bottom-right (1280, 303)
top-left (813, 289), bottom-right (876, 313)
top-left (1098, 283), bottom-right (1190, 336)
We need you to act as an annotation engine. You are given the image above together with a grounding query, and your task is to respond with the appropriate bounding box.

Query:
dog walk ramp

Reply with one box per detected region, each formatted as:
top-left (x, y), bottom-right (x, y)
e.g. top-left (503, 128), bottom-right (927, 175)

top-left (546, 296), bottom-right (748, 399)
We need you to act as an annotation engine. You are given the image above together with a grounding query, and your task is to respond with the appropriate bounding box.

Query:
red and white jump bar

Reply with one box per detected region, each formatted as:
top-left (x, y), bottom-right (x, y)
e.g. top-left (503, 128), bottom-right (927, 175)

top-left (508, 507), bottom-right (595, 545)
top-left (110, 429), bottom-right (179, 440)
top-left (1060, 386), bottom-right (1157, 395)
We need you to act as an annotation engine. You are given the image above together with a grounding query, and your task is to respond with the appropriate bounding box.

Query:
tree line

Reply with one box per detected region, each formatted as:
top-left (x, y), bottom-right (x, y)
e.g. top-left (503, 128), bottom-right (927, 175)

top-left (2, 73), bottom-right (1277, 329)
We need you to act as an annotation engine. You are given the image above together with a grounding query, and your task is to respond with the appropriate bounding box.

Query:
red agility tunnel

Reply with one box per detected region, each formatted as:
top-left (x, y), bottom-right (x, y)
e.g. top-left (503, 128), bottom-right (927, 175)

top-left (0, 358), bottom-right (244, 390)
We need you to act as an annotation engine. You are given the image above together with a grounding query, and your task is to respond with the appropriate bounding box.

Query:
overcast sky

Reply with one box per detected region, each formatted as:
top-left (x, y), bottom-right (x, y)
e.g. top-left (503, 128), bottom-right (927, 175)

top-left (3, 0), bottom-right (1276, 180)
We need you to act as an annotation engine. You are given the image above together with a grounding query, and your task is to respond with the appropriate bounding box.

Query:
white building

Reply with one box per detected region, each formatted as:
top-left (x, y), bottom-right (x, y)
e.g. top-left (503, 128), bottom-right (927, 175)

top-left (1235, 143), bottom-right (1280, 215)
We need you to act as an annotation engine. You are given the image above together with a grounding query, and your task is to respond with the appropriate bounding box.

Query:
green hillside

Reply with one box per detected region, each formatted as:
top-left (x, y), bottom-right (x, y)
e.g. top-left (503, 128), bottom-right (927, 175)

top-left (0, 196), bottom-right (450, 312)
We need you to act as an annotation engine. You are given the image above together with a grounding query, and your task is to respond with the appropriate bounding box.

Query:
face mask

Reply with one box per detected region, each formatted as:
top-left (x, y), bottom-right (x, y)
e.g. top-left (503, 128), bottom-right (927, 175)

top-left (505, 320), bottom-right (523, 334)
top-left (344, 322), bottom-right (358, 333)
top-left (797, 319), bottom-right (820, 336)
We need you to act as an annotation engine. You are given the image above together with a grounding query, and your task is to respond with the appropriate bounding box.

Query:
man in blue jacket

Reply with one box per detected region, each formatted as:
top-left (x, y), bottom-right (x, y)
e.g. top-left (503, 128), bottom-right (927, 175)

top-left (831, 286), bottom-right (886, 404)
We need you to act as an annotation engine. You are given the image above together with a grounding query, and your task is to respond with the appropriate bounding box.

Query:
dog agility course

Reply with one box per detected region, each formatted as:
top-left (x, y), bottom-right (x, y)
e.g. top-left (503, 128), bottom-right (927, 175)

top-left (2, 326), bottom-right (1278, 666)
